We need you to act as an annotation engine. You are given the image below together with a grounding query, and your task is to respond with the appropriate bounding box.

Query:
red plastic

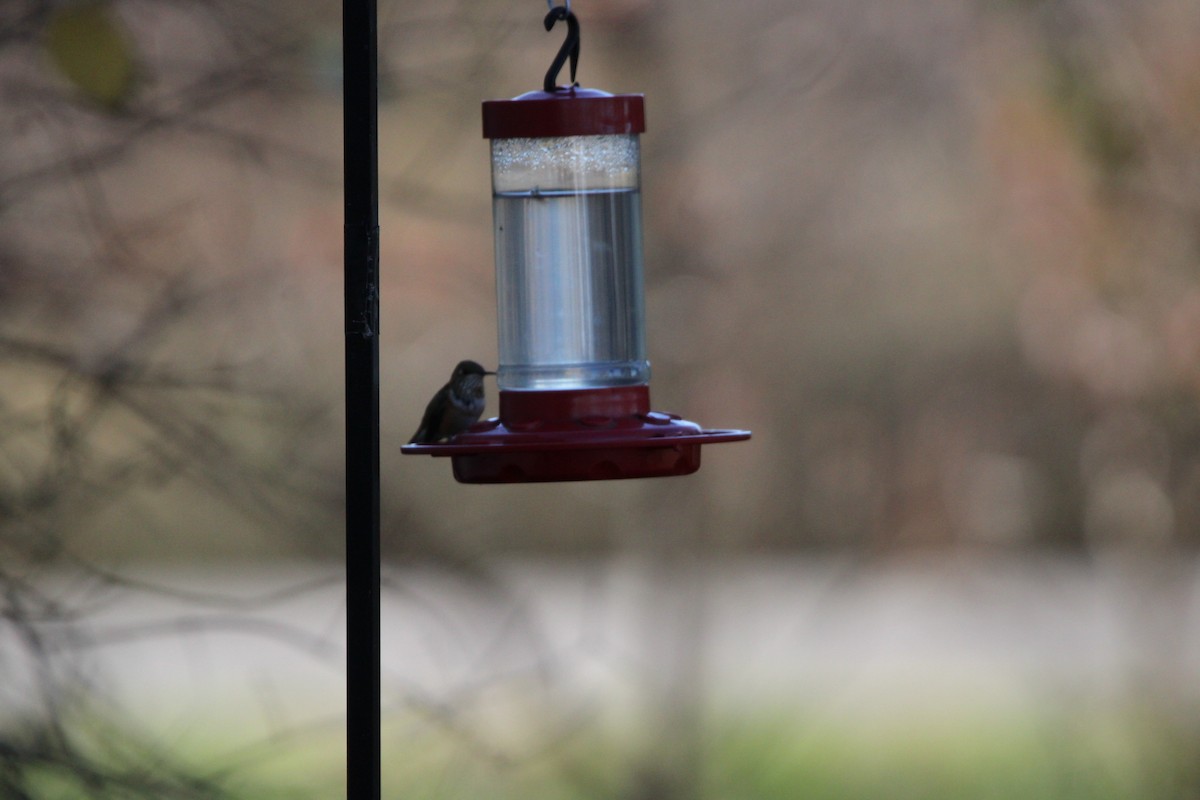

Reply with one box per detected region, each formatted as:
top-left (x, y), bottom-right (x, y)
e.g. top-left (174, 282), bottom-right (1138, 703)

top-left (482, 88), bottom-right (645, 139)
top-left (401, 386), bottom-right (750, 483)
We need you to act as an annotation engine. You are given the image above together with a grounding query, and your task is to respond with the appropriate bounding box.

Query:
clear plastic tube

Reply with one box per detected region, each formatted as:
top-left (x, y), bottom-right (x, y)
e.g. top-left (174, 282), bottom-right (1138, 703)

top-left (491, 134), bottom-right (650, 390)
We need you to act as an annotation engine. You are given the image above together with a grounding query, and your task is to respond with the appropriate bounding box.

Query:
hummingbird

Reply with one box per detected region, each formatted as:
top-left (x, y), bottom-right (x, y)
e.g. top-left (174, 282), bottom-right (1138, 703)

top-left (408, 360), bottom-right (494, 444)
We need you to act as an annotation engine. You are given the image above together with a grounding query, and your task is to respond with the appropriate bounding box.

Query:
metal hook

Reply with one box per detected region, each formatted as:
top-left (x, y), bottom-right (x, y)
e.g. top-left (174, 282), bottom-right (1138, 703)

top-left (546, 0), bottom-right (570, 11)
top-left (542, 5), bottom-right (580, 93)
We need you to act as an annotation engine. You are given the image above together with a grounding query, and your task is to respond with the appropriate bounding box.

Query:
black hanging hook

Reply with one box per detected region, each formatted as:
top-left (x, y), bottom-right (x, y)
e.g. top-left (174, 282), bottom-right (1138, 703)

top-left (543, 4), bottom-right (580, 93)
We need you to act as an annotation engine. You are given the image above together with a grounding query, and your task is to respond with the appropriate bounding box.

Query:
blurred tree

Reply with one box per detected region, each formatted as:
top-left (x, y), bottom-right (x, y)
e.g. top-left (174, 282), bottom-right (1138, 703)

top-left (1, 0), bottom-right (343, 794)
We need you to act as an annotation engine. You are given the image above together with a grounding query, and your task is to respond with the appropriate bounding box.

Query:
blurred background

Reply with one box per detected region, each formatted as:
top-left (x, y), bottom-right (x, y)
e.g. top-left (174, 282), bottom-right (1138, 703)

top-left (2, 0), bottom-right (1199, 796)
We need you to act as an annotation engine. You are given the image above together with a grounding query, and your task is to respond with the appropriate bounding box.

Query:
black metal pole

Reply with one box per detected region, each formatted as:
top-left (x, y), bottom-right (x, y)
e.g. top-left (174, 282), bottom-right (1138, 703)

top-left (343, 0), bottom-right (381, 798)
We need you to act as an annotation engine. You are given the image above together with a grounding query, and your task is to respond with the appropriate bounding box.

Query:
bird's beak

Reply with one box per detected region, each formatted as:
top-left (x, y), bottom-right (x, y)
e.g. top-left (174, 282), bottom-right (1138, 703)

top-left (484, 370), bottom-right (496, 376)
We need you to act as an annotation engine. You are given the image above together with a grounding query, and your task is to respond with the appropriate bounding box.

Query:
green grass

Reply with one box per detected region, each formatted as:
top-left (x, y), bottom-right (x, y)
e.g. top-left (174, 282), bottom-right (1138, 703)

top-left (703, 709), bottom-right (1198, 800)
top-left (11, 701), bottom-right (1200, 798)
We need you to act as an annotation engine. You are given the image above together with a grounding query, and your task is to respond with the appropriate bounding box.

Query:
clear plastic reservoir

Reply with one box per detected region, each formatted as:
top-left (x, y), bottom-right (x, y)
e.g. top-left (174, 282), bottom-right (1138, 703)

top-left (491, 134), bottom-right (650, 391)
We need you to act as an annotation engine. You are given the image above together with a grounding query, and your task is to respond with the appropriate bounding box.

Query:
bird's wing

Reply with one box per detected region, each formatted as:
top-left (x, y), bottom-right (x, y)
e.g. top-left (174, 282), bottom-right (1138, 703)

top-left (408, 390), bottom-right (447, 444)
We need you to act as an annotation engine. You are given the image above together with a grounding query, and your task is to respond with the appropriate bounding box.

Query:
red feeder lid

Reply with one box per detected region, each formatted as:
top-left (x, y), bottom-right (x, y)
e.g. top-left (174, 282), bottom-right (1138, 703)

top-left (482, 87), bottom-right (645, 139)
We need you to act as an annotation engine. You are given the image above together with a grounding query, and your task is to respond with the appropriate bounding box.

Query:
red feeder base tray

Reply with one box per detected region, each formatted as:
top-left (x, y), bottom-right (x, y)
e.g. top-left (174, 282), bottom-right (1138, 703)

top-left (401, 385), bottom-right (750, 483)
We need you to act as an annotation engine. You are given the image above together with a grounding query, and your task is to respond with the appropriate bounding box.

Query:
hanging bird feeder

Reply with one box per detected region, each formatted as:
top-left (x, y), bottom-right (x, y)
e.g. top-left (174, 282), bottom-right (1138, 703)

top-left (402, 2), bottom-right (750, 483)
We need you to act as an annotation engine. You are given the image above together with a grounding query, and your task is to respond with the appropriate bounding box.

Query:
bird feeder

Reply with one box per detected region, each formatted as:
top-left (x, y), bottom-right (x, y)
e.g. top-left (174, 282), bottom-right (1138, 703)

top-left (402, 3), bottom-right (749, 482)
